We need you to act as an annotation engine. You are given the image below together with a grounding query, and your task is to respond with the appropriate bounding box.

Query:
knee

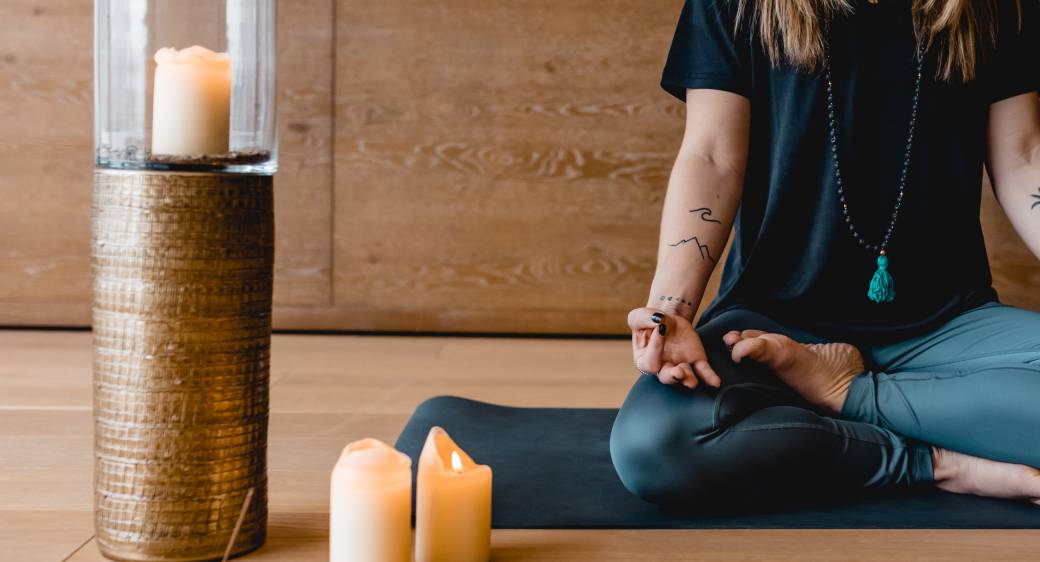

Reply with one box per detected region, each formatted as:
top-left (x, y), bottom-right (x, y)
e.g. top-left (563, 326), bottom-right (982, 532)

top-left (609, 418), bottom-right (683, 503)
top-left (609, 385), bottom-right (720, 504)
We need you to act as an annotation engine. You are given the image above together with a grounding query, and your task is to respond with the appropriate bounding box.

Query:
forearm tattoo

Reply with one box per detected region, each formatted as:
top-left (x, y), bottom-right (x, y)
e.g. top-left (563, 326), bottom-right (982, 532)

top-left (667, 206), bottom-right (720, 261)
top-left (657, 295), bottom-right (695, 310)
top-left (1031, 187), bottom-right (1040, 210)
top-left (668, 235), bottom-right (715, 262)
top-left (689, 207), bottom-right (722, 224)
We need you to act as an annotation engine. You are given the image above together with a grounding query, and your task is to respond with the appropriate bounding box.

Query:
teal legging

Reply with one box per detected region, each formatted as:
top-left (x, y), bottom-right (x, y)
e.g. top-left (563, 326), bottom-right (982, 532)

top-left (609, 301), bottom-right (1040, 508)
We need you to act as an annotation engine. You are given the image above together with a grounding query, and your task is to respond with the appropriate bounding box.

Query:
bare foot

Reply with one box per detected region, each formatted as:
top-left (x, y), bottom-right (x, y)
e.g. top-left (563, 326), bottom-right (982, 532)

top-left (723, 330), bottom-right (865, 415)
top-left (933, 447), bottom-right (1040, 505)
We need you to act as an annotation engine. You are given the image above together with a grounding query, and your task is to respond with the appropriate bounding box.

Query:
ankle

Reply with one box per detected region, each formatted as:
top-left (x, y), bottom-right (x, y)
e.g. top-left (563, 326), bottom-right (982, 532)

top-left (821, 369), bottom-right (859, 416)
top-left (829, 380), bottom-right (854, 415)
top-left (931, 447), bottom-right (959, 484)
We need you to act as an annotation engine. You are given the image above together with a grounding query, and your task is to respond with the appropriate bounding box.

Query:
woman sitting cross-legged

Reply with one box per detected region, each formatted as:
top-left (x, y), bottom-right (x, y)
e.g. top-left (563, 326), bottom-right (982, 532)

top-left (610, 0), bottom-right (1040, 509)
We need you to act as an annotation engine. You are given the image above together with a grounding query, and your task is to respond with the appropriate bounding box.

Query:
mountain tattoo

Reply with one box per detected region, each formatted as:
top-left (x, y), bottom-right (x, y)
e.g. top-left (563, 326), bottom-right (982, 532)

top-left (668, 235), bottom-right (715, 262)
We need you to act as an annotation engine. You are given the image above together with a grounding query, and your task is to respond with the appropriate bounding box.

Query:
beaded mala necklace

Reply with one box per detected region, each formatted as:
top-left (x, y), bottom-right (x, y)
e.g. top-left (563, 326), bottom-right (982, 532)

top-left (823, 40), bottom-right (926, 303)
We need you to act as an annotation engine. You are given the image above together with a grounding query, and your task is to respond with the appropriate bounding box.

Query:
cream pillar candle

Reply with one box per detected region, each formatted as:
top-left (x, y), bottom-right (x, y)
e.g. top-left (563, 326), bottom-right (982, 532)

top-left (415, 427), bottom-right (492, 562)
top-left (330, 439), bottom-right (413, 562)
top-left (151, 45), bottom-right (231, 156)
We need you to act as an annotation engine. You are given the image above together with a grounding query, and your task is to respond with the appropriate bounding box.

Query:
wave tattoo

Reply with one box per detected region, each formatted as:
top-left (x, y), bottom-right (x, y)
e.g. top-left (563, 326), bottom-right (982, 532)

top-left (1031, 188), bottom-right (1040, 210)
top-left (689, 207), bottom-right (722, 224)
top-left (668, 235), bottom-right (715, 262)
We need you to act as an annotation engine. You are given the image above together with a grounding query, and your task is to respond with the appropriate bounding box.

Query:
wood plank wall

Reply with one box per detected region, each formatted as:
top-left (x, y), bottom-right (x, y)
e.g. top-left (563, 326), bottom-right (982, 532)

top-left (0, 0), bottom-right (1037, 335)
top-left (0, 0), bottom-right (336, 325)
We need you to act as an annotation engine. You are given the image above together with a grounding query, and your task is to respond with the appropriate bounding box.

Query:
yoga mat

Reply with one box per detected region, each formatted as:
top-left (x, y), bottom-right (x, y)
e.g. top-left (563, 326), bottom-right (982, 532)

top-left (394, 396), bottom-right (1040, 529)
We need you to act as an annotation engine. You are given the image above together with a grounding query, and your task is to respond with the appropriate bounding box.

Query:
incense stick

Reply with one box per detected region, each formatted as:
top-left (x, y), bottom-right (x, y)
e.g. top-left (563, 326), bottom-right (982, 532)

top-left (222, 487), bottom-right (256, 562)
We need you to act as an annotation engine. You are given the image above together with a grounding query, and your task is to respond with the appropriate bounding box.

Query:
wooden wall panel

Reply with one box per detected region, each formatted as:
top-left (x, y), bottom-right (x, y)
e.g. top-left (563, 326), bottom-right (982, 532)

top-left (0, 0), bottom-right (1036, 333)
top-left (327, 0), bottom-right (1038, 334)
top-left (0, 1), bottom-right (93, 320)
top-left (0, 0), bottom-right (334, 326)
top-left (273, 0), bottom-right (335, 306)
top-left (330, 0), bottom-right (685, 334)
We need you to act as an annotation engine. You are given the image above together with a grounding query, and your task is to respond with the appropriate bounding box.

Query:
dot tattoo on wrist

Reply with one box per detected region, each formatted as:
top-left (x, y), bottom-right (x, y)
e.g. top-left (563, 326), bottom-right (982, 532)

top-left (658, 295), bottom-right (695, 309)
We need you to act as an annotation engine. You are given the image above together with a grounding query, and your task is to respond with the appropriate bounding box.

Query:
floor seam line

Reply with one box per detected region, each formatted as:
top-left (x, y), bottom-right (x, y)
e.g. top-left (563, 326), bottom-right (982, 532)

top-left (60, 534), bottom-right (95, 562)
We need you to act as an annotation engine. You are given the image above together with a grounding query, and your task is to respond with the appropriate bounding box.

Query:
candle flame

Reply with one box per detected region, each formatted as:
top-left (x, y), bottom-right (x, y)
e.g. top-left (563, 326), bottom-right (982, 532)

top-left (450, 450), bottom-right (463, 473)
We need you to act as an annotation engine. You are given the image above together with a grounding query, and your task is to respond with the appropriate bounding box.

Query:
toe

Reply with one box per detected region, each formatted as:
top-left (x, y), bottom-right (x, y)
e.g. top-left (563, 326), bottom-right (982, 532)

top-left (722, 330), bottom-right (742, 347)
top-left (731, 335), bottom-right (775, 364)
top-left (731, 333), bottom-right (798, 369)
top-left (723, 329), bottom-right (768, 348)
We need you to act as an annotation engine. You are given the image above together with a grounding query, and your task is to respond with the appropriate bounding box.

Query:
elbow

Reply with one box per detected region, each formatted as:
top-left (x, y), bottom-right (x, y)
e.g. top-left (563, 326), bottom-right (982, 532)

top-left (676, 146), bottom-right (745, 182)
top-left (989, 136), bottom-right (1040, 193)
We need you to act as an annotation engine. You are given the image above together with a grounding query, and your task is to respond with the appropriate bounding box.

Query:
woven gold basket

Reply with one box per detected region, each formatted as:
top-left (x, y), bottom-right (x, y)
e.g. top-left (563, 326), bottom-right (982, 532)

top-left (92, 169), bottom-right (273, 562)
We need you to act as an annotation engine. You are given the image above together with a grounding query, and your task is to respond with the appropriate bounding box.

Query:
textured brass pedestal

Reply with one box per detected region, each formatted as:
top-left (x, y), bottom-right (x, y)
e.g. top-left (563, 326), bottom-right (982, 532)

top-left (91, 169), bottom-right (273, 562)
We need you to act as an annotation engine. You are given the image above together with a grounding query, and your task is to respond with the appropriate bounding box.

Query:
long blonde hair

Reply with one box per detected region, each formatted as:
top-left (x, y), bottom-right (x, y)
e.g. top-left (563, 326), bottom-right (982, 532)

top-left (734, 0), bottom-right (1022, 81)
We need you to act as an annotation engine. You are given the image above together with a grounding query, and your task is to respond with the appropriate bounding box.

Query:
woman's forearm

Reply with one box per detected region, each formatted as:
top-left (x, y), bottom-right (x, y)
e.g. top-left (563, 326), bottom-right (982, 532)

top-left (993, 142), bottom-right (1040, 258)
top-left (647, 149), bottom-right (745, 321)
top-left (988, 93), bottom-right (1040, 259)
top-left (647, 89), bottom-right (750, 321)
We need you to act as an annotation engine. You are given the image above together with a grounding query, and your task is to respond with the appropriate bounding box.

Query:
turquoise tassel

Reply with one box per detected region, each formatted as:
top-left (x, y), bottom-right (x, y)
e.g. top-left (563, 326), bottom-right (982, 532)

top-left (867, 254), bottom-right (895, 303)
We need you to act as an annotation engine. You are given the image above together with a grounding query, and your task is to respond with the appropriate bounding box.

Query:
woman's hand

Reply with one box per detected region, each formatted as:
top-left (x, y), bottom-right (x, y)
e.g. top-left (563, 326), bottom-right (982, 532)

top-left (628, 307), bottom-right (722, 389)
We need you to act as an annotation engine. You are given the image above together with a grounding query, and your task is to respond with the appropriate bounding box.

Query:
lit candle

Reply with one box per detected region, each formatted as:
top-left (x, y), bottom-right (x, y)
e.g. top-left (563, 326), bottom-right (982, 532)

top-left (151, 45), bottom-right (231, 156)
top-left (415, 427), bottom-right (492, 562)
top-left (330, 439), bottom-right (412, 562)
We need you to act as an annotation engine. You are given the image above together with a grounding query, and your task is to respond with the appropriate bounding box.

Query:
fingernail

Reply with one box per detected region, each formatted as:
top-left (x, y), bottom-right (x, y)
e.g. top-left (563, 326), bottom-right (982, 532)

top-left (658, 323), bottom-right (667, 335)
top-left (651, 312), bottom-right (663, 324)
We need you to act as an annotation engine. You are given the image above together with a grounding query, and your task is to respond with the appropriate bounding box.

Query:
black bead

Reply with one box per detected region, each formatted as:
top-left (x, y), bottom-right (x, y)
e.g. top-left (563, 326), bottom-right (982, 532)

top-left (826, 43), bottom-right (920, 260)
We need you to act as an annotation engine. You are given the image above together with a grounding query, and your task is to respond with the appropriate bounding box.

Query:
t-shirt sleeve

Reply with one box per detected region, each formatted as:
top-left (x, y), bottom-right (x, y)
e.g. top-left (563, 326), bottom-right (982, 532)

top-left (660, 0), bottom-right (750, 102)
top-left (986, 0), bottom-right (1040, 103)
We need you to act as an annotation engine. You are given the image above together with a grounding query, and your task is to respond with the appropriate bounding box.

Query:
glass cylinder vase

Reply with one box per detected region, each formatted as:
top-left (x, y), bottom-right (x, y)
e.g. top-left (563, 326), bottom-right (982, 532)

top-left (95, 0), bottom-right (276, 172)
top-left (92, 1), bottom-right (276, 560)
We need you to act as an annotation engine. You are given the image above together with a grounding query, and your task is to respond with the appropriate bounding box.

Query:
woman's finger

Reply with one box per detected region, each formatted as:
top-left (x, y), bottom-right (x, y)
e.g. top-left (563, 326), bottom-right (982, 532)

top-left (691, 359), bottom-right (722, 388)
top-left (658, 363), bottom-right (688, 386)
top-left (677, 362), bottom-right (699, 389)
top-left (637, 327), bottom-right (651, 348)
top-left (638, 322), bottom-right (666, 373)
top-left (628, 308), bottom-right (666, 331)
top-left (631, 329), bottom-right (653, 369)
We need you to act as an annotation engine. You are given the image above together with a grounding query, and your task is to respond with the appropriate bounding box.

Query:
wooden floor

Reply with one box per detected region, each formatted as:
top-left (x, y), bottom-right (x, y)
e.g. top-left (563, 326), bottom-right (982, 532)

top-left (2, 330), bottom-right (1039, 561)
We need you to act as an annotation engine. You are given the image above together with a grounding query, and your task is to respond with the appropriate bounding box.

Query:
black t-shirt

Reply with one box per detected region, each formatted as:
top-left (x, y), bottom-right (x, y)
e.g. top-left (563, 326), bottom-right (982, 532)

top-left (662, 0), bottom-right (1040, 343)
